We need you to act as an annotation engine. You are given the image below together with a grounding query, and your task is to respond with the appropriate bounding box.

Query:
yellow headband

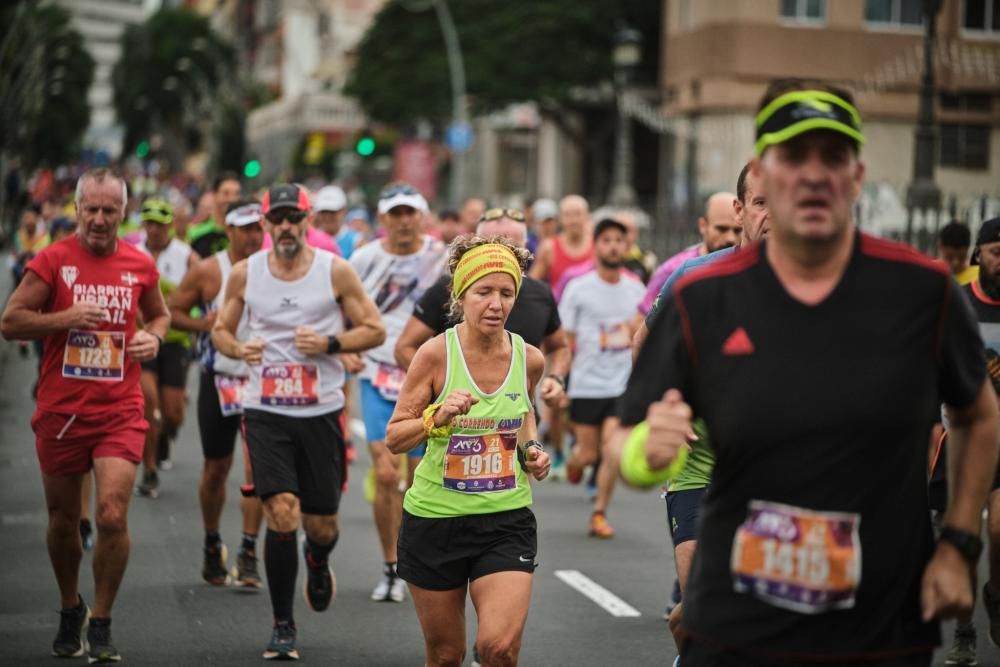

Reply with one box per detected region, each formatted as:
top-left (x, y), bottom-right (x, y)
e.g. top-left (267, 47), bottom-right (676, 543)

top-left (452, 244), bottom-right (522, 299)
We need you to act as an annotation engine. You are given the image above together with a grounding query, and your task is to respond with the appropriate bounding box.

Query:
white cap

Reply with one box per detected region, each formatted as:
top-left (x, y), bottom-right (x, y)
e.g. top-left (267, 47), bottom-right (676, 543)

top-left (225, 202), bottom-right (263, 226)
top-left (378, 191), bottom-right (429, 215)
top-left (532, 198), bottom-right (558, 220)
top-left (314, 185), bottom-right (347, 212)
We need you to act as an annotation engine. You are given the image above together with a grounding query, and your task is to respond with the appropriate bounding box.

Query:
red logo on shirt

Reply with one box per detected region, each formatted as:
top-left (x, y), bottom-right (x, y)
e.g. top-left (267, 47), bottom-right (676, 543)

top-left (722, 327), bottom-right (754, 356)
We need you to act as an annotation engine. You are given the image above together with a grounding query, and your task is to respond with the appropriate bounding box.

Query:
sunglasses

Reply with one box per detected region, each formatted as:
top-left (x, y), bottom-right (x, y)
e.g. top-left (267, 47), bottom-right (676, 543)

top-left (265, 210), bottom-right (308, 224)
top-left (479, 208), bottom-right (525, 223)
top-left (380, 184), bottom-right (419, 199)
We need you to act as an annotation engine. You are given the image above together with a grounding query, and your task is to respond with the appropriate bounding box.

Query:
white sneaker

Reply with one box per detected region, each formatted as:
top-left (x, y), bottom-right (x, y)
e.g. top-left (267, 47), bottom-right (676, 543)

top-left (371, 570), bottom-right (406, 602)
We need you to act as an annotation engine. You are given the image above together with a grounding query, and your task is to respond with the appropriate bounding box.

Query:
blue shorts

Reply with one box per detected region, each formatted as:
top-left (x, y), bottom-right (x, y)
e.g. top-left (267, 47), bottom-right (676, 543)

top-left (665, 487), bottom-right (707, 546)
top-left (360, 379), bottom-right (425, 457)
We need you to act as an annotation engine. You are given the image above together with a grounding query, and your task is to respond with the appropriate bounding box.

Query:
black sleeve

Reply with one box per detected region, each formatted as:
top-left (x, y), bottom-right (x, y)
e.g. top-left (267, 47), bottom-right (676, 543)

top-left (938, 279), bottom-right (987, 409)
top-left (618, 291), bottom-right (695, 426)
top-left (413, 274), bottom-right (452, 334)
top-left (541, 282), bottom-right (561, 336)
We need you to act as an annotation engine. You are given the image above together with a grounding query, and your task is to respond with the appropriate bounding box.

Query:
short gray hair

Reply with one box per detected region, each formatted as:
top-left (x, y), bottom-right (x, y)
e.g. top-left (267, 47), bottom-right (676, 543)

top-left (75, 168), bottom-right (127, 213)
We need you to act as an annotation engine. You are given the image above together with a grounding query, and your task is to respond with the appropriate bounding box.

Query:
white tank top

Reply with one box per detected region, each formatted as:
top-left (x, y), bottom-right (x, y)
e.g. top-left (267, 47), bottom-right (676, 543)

top-left (242, 249), bottom-right (346, 416)
top-left (212, 251), bottom-right (250, 377)
top-left (138, 238), bottom-right (191, 288)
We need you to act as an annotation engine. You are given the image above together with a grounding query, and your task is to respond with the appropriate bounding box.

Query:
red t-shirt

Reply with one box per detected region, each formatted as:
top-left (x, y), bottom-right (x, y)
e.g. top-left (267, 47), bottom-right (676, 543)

top-left (26, 236), bottom-right (160, 416)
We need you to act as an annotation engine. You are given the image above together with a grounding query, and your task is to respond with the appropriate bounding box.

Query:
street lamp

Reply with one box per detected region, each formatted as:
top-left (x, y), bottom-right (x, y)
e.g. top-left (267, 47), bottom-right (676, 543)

top-left (608, 26), bottom-right (642, 208)
top-left (904, 0), bottom-right (943, 248)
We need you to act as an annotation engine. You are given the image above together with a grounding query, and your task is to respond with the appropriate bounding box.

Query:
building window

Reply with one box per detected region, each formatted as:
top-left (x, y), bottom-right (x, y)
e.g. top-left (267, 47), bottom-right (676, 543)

top-left (963, 0), bottom-right (1000, 33)
top-left (941, 92), bottom-right (993, 113)
top-left (940, 124), bottom-right (991, 170)
top-left (780, 0), bottom-right (826, 23)
top-left (865, 0), bottom-right (922, 26)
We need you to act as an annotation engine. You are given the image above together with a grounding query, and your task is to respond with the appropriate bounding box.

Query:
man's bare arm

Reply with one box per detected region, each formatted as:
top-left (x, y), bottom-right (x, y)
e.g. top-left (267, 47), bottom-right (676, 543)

top-left (331, 257), bottom-right (386, 353)
top-left (395, 316), bottom-right (436, 370)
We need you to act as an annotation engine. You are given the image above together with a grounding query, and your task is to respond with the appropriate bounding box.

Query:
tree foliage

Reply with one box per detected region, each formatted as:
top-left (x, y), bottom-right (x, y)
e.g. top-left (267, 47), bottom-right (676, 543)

top-left (345, 0), bottom-right (660, 126)
top-left (0, 2), bottom-right (94, 168)
top-left (112, 8), bottom-right (234, 157)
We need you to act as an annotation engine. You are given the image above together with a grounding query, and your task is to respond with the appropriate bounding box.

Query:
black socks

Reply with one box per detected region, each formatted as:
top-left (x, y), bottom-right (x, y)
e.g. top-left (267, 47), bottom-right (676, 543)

top-left (305, 533), bottom-right (339, 568)
top-left (265, 529), bottom-right (298, 622)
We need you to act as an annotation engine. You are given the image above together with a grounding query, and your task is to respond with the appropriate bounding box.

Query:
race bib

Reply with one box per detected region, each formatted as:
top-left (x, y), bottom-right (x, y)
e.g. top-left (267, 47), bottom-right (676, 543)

top-left (443, 432), bottom-right (519, 493)
top-left (261, 364), bottom-right (319, 406)
top-left (62, 329), bottom-right (125, 381)
top-left (373, 362), bottom-right (406, 401)
top-left (214, 374), bottom-right (249, 417)
top-left (731, 500), bottom-right (861, 614)
top-left (599, 321), bottom-right (632, 352)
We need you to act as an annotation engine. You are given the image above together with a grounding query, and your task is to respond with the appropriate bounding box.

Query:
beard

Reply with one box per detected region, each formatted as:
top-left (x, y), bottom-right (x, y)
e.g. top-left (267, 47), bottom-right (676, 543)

top-left (598, 257), bottom-right (623, 270)
top-left (982, 268), bottom-right (1000, 300)
top-left (275, 234), bottom-right (302, 258)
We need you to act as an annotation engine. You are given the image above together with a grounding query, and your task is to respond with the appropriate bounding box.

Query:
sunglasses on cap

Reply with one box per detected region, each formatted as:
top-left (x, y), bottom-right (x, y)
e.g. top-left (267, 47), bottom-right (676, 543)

top-left (479, 208), bottom-right (525, 223)
top-left (379, 184), bottom-right (420, 199)
top-left (265, 210), bottom-right (308, 224)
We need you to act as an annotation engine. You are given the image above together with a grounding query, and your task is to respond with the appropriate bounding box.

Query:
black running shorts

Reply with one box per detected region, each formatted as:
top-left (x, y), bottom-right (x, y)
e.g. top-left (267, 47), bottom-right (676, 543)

top-left (140, 341), bottom-right (191, 388)
top-left (243, 408), bottom-right (346, 516)
top-left (666, 486), bottom-right (707, 547)
top-left (569, 396), bottom-right (620, 426)
top-left (397, 507), bottom-right (537, 591)
top-left (681, 639), bottom-right (932, 666)
top-left (197, 370), bottom-right (242, 460)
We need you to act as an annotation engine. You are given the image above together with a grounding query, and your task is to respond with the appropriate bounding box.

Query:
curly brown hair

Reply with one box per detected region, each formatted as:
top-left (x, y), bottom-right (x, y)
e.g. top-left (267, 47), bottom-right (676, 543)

top-left (446, 235), bottom-right (532, 324)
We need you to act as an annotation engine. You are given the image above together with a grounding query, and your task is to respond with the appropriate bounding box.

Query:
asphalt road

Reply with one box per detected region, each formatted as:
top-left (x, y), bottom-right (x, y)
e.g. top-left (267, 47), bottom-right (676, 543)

top-left (1, 273), bottom-right (998, 666)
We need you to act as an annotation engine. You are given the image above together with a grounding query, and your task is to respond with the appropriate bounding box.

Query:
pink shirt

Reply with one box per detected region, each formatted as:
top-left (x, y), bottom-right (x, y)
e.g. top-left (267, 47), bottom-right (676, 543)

top-left (262, 226), bottom-right (340, 255)
top-left (638, 244), bottom-right (703, 314)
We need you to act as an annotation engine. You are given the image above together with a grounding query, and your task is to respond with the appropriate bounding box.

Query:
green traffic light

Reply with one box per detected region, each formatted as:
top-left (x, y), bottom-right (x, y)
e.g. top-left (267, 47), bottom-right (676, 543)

top-left (356, 137), bottom-right (376, 157)
top-left (243, 159), bottom-right (261, 178)
top-left (136, 141), bottom-right (150, 158)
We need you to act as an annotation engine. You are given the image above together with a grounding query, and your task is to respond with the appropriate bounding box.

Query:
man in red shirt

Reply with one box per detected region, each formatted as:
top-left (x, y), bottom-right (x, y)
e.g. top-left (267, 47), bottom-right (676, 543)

top-left (1, 168), bottom-right (169, 664)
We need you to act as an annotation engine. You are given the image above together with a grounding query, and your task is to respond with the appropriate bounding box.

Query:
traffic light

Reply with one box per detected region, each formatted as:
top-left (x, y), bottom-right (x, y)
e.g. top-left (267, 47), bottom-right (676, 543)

top-left (243, 159), bottom-right (261, 179)
top-left (136, 141), bottom-right (150, 158)
top-left (355, 133), bottom-right (376, 157)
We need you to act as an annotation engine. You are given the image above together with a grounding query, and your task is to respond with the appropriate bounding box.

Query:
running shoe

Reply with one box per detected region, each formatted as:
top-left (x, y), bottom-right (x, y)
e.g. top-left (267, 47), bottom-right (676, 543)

top-left (80, 519), bottom-right (94, 551)
top-left (371, 568), bottom-right (406, 602)
top-left (302, 542), bottom-right (336, 611)
top-left (549, 449), bottom-right (566, 481)
top-left (52, 596), bottom-right (89, 657)
top-left (566, 460), bottom-right (583, 485)
top-left (589, 512), bottom-right (615, 539)
top-left (86, 618), bottom-right (120, 664)
top-left (263, 620), bottom-right (299, 661)
top-left (984, 582), bottom-right (1000, 648)
top-left (231, 548), bottom-right (263, 589)
top-left (202, 542), bottom-right (230, 586)
top-left (135, 470), bottom-right (159, 499)
top-left (471, 644), bottom-right (481, 667)
top-left (945, 622), bottom-right (977, 665)
top-left (346, 442), bottom-right (357, 464)
top-left (158, 458), bottom-right (173, 472)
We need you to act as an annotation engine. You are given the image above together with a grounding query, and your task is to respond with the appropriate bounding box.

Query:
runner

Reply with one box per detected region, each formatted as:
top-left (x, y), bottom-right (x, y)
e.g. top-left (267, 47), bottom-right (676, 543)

top-left (529, 194), bottom-right (594, 291)
top-left (349, 182), bottom-right (447, 602)
top-left (10, 203), bottom-right (48, 284)
top-left (188, 172), bottom-right (241, 259)
top-left (617, 80), bottom-right (998, 665)
top-left (385, 235), bottom-right (550, 667)
top-left (458, 197), bottom-right (486, 236)
top-left (393, 208), bottom-right (570, 482)
top-left (212, 182), bottom-right (385, 660)
top-left (135, 198), bottom-right (197, 497)
top-left (937, 221), bottom-right (979, 286)
top-left (638, 192), bottom-right (742, 318)
top-left (313, 185), bottom-right (361, 258)
top-left (169, 200), bottom-right (266, 587)
top-left (1, 168), bottom-right (168, 663)
top-left (930, 216), bottom-right (1000, 666)
top-left (560, 218), bottom-right (645, 538)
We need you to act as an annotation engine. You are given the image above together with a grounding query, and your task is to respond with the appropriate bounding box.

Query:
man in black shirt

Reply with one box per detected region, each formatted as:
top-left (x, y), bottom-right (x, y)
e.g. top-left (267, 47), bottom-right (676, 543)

top-left (394, 207), bottom-right (570, 479)
top-left (617, 80), bottom-right (998, 665)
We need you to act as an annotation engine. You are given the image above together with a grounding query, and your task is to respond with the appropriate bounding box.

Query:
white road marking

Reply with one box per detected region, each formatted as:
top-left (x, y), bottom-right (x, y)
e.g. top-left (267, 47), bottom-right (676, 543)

top-left (554, 569), bottom-right (641, 617)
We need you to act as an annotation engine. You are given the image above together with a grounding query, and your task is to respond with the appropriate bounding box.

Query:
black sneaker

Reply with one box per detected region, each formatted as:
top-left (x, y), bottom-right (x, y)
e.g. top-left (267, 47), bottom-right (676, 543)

top-left (302, 541), bottom-right (336, 612)
top-left (984, 582), bottom-right (1000, 648)
top-left (86, 618), bottom-right (120, 664)
top-left (52, 596), bottom-right (89, 657)
top-left (263, 620), bottom-right (299, 660)
top-left (202, 542), bottom-right (230, 586)
top-left (135, 470), bottom-right (159, 499)
top-left (232, 548), bottom-right (263, 590)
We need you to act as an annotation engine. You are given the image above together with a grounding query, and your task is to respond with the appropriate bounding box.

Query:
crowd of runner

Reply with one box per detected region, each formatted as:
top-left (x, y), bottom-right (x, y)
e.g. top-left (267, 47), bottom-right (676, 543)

top-left (3, 76), bottom-right (1000, 667)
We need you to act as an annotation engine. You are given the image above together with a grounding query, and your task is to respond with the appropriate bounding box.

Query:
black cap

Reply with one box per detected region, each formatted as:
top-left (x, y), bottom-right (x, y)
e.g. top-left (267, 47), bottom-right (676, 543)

top-left (593, 217), bottom-right (628, 240)
top-left (977, 217), bottom-right (1000, 246)
top-left (262, 183), bottom-right (310, 214)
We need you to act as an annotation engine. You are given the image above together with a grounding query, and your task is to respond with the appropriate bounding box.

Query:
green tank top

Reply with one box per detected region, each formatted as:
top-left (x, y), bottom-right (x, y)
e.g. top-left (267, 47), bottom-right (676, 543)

top-left (403, 327), bottom-right (534, 518)
top-left (669, 418), bottom-right (715, 492)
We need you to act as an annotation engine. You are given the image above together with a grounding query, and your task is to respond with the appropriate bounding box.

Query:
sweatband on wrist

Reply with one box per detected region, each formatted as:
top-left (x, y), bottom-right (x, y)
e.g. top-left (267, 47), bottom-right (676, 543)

top-left (620, 421), bottom-right (690, 489)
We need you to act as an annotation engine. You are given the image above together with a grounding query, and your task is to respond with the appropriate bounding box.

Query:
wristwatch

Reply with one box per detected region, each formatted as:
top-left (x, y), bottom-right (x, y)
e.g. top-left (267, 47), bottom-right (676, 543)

top-left (939, 526), bottom-right (983, 564)
top-left (545, 374), bottom-right (566, 389)
top-left (326, 335), bottom-right (342, 354)
top-left (517, 440), bottom-right (544, 472)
